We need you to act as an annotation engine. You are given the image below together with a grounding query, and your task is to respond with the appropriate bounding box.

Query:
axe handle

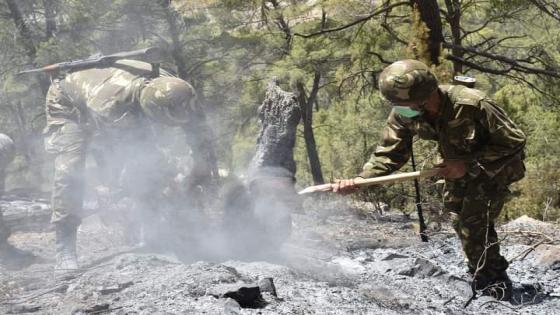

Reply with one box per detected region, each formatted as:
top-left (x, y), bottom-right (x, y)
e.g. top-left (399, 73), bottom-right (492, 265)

top-left (298, 168), bottom-right (440, 195)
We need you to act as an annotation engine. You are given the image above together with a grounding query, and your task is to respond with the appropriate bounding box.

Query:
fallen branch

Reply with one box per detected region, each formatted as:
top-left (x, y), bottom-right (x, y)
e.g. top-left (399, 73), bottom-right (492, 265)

top-left (480, 299), bottom-right (521, 311)
top-left (508, 238), bottom-right (552, 263)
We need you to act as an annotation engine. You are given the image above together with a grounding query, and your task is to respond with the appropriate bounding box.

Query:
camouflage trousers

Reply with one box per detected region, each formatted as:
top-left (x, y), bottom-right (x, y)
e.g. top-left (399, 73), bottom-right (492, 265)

top-left (444, 173), bottom-right (510, 280)
top-left (44, 122), bottom-right (87, 228)
top-left (45, 120), bottom-right (173, 229)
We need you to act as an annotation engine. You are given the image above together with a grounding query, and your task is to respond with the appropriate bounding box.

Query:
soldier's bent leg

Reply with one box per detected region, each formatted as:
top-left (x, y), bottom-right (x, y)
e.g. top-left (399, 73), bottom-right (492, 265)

top-left (46, 123), bottom-right (87, 272)
top-left (52, 149), bottom-right (85, 272)
top-left (451, 176), bottom-right (510, 282)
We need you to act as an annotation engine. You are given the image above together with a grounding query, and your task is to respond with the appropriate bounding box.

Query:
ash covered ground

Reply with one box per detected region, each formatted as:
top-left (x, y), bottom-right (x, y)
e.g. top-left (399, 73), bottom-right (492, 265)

top-left (1, 195), bottom-right (559, 314)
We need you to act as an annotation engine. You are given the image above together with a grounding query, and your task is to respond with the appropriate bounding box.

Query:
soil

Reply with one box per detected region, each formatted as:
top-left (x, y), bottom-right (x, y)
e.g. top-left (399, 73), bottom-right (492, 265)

top-left (1, 195), bottom-right (559, 314)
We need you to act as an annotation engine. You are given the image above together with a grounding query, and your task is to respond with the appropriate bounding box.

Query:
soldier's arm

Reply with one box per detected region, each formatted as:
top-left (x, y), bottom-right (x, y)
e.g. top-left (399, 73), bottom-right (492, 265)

top-left (359, 111), bottom-right (414, 178)
top-left (472, 99), bottom-right (526, 176)
top-left (181, 107), bottom-right (218, 186)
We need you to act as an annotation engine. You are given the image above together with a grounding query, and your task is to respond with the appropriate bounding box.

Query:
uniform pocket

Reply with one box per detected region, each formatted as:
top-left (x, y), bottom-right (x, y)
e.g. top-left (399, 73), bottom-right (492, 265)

top-left (44, 123), bottom-right (86, 154)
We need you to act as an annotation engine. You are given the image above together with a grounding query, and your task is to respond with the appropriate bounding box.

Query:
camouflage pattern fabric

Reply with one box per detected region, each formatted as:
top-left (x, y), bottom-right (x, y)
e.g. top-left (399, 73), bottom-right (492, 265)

top-left (44, 60), bottom-right (205, 227)
top-left (360, 84), bottom-right (526, 279)
top-left (360, 85), bottom-right (526, 181)
top-left (0, 133), bottom-right (15, 243)
top-left (378, 59), bottom-right (438, 103)
top-left (445, 173), bottom-right (510, 280)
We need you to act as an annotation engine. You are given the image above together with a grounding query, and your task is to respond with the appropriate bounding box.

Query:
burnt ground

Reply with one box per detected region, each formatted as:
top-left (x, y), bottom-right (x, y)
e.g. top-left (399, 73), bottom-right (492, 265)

top-left (1, 195), bottom-right (559, 314)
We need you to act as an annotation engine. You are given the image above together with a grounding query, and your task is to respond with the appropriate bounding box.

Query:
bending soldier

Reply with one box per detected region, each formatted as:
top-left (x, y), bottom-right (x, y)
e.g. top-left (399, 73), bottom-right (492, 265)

top-left (0, 133), bottom-right (35, 269)
top-left (334, 60), bottom-right (526, 301)
top-left (44, 59), bottom-right (216, 274)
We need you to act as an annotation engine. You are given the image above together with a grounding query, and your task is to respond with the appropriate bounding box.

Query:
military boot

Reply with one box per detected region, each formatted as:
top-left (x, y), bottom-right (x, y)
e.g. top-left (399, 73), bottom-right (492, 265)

top-left (473, 271), bottom-right (513, 301)
top-left (54, 224), bottom-right (79, 277)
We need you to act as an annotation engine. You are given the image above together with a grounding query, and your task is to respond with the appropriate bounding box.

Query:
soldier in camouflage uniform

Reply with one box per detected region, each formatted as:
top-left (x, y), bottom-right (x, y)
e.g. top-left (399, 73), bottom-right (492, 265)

top-left (44, 59), bottom-right (215, 273)
top-left (334, 60), bottom-right (526, 300)
top-left (0, 133), bottom-right (36, 269)
top-left (0, 134), bottom-right (16, 252)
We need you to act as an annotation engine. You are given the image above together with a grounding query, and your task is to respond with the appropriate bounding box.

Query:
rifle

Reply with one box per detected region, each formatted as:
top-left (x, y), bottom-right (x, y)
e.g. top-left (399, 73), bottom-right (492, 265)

top-left (297, 168), bottom-right (440, 195)
top-left (17, 47), bottom-right (164, 75)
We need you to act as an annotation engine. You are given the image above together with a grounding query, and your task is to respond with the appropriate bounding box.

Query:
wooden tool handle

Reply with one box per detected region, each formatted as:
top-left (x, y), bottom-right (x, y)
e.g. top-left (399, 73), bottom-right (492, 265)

top-left (298, 168), bottom-right (440, 195)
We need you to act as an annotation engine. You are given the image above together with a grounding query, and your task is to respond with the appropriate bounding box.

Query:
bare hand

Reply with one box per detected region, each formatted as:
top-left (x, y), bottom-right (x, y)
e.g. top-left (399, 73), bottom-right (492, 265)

top-left (436, 160), bottom-right (466, 179)
top-left (332, 177), bottom-right (361, 195)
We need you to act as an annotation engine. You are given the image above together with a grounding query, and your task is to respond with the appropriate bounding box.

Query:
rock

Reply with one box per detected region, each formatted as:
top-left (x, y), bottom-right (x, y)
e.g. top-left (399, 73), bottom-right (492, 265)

top-left (381, 253), bottom-right (409, 261)
top-left (222, 286), bottom-right (268, 308)
top-left (7, 304), bottom-right (41, 314)
top-left (222, 298), bottom-right (241, 315)
top-left (501, 215), bottom-right (554, 232)
top-left (346, 238), bottom-right (388, 250)
top-left (97, 281), bottom-right (133, 295)
top-left (258, 277), bottom-right (277, 297)
top-left (359, 284), bottom-right (410, 309)
top-left (83, 303), bottom-right (110, 313)
top-left (533, 244), bottom-right (560, 269)
top-left (397, 258), bottom-right (445, 278)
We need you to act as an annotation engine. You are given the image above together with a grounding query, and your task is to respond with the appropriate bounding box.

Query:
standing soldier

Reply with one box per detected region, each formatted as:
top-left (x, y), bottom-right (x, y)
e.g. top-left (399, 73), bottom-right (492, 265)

top-left (334, 60), bottom-right (526, 301)
top-left (0, 133), bottom-right (35, 269)
top-left (44, 59), bottom-right (216, 275)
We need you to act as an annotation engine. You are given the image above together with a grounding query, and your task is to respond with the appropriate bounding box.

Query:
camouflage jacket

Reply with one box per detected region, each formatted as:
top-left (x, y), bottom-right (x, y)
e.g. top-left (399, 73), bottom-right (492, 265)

top-left (360, 85), bottom-right (526, 184)
top-left (45, 59), bottom-right (167, 134)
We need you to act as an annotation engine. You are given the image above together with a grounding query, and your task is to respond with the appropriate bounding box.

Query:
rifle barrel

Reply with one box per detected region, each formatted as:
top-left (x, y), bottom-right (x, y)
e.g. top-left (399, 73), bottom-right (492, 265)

top-left (17, 47), bottom-right (164, 76)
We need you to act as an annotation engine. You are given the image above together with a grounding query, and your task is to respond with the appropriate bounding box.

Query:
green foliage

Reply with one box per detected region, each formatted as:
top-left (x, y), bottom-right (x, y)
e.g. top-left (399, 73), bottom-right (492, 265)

top-left (1, 0), bottom-right (559, 222)
top-left (495, 85), bottom-right (560, 221)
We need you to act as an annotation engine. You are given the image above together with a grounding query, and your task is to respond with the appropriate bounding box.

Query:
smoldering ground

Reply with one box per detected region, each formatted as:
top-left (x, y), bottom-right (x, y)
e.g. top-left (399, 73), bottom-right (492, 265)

top-left (2, 191), bottom-right (560, 314)
top-left (77, 120), bottom-right (300, 265)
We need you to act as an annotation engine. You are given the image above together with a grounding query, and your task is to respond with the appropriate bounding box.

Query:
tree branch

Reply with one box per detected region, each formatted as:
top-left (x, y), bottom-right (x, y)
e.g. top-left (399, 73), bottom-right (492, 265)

top-left (293, 1), bottom-right (410, 38)
top-left (444, 42), bottom-right (560, 77)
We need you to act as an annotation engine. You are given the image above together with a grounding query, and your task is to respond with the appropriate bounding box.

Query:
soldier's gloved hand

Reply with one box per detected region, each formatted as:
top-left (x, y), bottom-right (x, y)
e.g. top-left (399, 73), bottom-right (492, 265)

top-left (332, 177), bottom-right (362, 195)
top-left (436, 159), bottom-right (466, 179)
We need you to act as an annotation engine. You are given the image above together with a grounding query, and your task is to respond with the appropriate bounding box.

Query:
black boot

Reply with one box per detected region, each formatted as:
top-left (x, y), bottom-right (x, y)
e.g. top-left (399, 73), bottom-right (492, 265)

top-left (54, 224), bottom-right (79, 276)
top-left (474, 271), bottom-right (513, 301)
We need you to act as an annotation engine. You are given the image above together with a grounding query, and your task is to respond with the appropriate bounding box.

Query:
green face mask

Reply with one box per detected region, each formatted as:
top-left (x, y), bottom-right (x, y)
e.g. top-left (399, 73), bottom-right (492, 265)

top-left (393, 106), bottom-right (423, 118)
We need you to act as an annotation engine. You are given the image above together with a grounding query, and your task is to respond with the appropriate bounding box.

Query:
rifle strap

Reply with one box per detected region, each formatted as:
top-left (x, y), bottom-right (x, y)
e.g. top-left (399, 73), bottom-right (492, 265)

top-left (150, 63), bottom-right (160, 78)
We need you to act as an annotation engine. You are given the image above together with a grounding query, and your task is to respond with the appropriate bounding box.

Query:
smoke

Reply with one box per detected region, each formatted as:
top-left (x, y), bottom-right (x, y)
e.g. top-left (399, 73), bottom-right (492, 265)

top-left (81, 113), bottom-right (301, 265)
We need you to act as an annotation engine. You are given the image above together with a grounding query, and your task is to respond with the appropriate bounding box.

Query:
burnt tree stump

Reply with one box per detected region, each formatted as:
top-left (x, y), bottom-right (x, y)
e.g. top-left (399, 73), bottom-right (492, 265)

top-left (249, 79), bottom-right (300, 178)
top-left (223, 80), bottom-right (301, 255)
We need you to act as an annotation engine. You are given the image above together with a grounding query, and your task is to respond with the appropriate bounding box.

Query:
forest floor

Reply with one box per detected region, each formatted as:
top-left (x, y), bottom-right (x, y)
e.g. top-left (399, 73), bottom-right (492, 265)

top-left (1, 194), bottom-right (559, 314)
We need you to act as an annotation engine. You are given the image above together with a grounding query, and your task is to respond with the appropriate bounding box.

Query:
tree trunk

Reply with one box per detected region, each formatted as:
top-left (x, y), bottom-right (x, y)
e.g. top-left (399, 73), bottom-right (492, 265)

top-left (297, 71), bottom-right (324, 185)
top-left (43, 0), bottom-right (57, 40)
top-left (159, 0), bottom-right (188, 80)
top-left (5, 0), bottom-right (37, 59)
top-left (411, 0), bottom-right (444, 65)
top-left (444, 0), bottom-right (463, 74)
top-left (6, 0), bottom-right (50, 95)
top-left (249, 79), bottom-right (301, 178)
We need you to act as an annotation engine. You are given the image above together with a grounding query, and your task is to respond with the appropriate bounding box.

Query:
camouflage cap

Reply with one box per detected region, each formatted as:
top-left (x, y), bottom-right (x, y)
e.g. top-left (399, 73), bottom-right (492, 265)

top-left (139, 76), bottom-right (197, 126)
top-left (378, 59), bottom-right (438, 103)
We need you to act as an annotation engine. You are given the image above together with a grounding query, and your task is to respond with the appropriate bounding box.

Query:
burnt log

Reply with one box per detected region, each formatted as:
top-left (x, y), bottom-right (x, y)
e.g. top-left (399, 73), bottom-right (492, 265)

top-left (249, 80), bottom-right (302, 245)
top-left (249, 79), bottom-right (300, 178)
top-left (222, 80), bottom-right (301, 254)
top-left (1, 199), bottom-right (51, 233)
top-left (0, 197), bottom-right (102, 234)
